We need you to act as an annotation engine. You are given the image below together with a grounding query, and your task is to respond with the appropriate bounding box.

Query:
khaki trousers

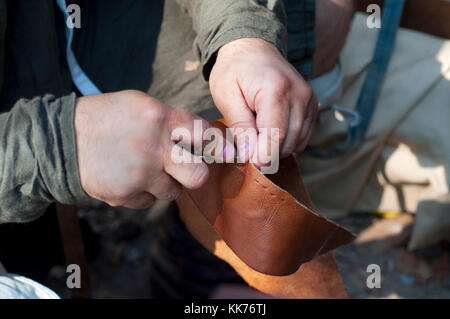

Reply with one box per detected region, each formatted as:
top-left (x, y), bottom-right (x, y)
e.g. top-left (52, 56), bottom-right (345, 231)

top-left (299, 13), bottom-right (450, 249)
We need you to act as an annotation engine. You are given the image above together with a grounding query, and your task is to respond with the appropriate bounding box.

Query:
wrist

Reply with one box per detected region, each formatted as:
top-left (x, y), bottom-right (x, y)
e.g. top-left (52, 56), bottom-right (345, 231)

top-left (217, 38), bottom-right (281, 60)
top-left (74, 96), bottom-right (92, 194)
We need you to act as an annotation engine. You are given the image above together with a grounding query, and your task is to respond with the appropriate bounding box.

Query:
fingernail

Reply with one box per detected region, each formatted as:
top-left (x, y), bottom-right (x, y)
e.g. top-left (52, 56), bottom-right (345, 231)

top-left (239, 143), bottom-right (249, 162)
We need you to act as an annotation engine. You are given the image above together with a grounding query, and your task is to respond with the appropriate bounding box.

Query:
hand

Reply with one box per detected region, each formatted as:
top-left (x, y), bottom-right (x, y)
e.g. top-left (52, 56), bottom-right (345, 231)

top-left (74, 90), bottom-right (227, 209)
top-left (209, 38), bottom-right (318, 167)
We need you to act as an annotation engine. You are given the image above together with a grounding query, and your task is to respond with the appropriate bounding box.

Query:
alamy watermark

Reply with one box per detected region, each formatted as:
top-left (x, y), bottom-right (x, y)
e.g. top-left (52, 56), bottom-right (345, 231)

top-left (366, 4), bottom-right (382, 29)
top-left (366, 264), bottom-right (381, 288)
top-left (65, 4), bottom-right (81, 29)
top-left (66, 264), bottom-right (81, 289)
top-left (170, 120), bottom-right (280, 174)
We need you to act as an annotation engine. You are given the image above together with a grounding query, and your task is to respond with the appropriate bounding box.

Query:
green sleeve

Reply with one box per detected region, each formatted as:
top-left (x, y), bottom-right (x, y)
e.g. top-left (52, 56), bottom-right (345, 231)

top-left (0, 0), bottom-right (6, 92)
top-left (176, 0), bottom-right (288, 79)
top-left (0, 93), bottom-right (89, 223)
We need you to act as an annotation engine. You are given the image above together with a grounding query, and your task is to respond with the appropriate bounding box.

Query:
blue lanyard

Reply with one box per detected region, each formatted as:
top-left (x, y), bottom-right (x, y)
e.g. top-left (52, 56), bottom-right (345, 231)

top-left (306, 0), bottom-right (406, 158)
top-left (56, 0), bottom-right (102, 96)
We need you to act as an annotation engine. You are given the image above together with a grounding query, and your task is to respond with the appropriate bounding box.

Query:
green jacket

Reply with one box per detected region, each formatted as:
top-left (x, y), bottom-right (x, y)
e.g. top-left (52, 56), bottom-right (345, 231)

top-left (0, 0), bottom-right (314, 223)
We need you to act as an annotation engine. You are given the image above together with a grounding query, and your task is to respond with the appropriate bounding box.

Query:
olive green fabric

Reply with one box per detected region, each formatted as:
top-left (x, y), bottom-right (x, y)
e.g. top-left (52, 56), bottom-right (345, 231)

top-left (284, 0), bottom-right (315, 77)
top-left (0, 0), bottom-right (315, 223)
top-left (0, 93), bottom-right (86, 223)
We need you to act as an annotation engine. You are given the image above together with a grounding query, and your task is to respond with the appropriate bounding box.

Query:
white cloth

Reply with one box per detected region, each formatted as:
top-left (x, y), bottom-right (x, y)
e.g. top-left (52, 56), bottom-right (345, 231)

top-left (0, 273), bottom-right (60, 299)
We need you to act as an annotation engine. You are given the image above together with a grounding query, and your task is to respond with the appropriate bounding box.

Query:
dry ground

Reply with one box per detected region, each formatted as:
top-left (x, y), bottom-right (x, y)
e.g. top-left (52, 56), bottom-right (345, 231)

top-left (44, 200), bottom-right (450, 299)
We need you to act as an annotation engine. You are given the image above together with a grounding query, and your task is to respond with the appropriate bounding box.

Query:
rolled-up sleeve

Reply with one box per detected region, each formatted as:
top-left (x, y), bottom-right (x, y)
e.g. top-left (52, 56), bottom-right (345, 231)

top-left (0, 94), bottom-right (89, 223)
top-left (177, 0), bottom-right (288, 79)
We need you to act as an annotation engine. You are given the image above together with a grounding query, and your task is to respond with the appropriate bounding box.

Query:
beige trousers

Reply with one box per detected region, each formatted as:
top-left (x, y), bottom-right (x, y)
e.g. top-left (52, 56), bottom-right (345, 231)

top-left (299, 13), bottom-right (450, 249)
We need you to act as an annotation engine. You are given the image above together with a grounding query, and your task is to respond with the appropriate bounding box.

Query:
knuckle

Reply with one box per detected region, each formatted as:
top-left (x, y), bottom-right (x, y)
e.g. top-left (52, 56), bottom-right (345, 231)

top-left (142, 101), bottom-right (167, 125)
top-left (300, 86), bottom-right (314, 104)
top-left (304, 85), bottom-right (314, 98)
top-left (268, 71), bottom-right (291, 96)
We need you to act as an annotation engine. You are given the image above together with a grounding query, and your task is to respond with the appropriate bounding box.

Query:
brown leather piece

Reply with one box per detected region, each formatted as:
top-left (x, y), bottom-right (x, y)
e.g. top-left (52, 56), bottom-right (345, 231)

top-left (178, 191), bottom-right (351, 298)
top-left (177, 121), bottom-right (355, 276)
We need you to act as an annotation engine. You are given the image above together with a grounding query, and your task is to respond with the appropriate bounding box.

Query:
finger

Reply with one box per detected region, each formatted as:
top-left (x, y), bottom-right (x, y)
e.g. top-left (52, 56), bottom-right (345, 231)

top-left (164, 144), bottom-right (209, 189)
top-left (251, 125), bottom-right (281, 170)
top-left (295, 121), bottom-right (314, 153)
top-left (232, 126), bottom-right (257, 163)
top-left (252, 91), bottom-right (290, 167)
top-left (123, 192), bottom-right (155, 210)
top-left (307, 92), bottom-right (319, 124)
top-left (280, 105), bottom-right (303, 158)
top-left (280, 83), bottom-right (317, 157)
top-left (295, 94), bottom-right (318, 152)
top-left (203, 127), bottom-right (236, 163)
top-left (168, 109), bottom-right (235, 162)
top-left (214, 87), bottom-right (257, 163)
top-left (146, 172), bottom-right (182, 200)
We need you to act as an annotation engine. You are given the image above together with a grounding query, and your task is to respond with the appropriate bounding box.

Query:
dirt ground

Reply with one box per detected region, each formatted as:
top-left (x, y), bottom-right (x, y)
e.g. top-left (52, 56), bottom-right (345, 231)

top-left (44, 199), bottom-right (450, 299)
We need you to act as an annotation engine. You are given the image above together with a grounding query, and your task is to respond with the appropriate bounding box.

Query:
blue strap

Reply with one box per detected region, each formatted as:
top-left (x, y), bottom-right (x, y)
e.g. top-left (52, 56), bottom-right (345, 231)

top-left (56, 0), bottom-right (102, 96)
top-left (306, 0), bottom-right (405, 158)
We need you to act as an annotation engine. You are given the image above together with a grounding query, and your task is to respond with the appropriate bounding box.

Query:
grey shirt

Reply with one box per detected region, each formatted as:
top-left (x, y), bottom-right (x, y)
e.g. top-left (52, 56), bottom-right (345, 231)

top-left (0, 0), bottom-right (314, 223)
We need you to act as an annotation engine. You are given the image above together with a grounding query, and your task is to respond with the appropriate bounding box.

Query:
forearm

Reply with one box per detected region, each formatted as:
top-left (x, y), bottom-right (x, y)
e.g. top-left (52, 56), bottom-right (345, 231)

top-left (0, 94), bottom-right (88, 223)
